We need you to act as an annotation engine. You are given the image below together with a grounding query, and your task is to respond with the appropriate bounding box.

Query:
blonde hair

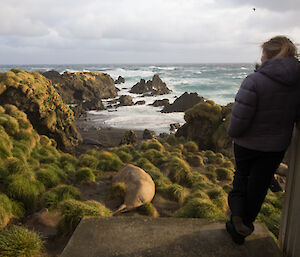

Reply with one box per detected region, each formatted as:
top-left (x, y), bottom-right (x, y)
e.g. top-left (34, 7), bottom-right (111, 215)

top-left (262, 36), bottom-right (298, 60)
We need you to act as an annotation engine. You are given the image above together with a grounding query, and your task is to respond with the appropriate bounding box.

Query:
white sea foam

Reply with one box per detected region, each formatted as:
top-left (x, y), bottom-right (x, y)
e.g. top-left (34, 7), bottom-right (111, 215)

top-left (88, 105), bottom-right (185, 134)
top-left (103, 68), bottom-right (155, 80)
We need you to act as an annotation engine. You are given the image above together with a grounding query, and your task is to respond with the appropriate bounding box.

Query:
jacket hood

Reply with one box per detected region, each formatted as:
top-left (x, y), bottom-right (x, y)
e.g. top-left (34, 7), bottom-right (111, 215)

top-left (257, 57), bottom-right (300, 86)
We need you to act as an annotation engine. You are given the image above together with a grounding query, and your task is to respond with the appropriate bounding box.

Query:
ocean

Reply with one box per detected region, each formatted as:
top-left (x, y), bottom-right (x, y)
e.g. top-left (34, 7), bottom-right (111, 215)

top-left (0, 63), bottom-right (254, 134)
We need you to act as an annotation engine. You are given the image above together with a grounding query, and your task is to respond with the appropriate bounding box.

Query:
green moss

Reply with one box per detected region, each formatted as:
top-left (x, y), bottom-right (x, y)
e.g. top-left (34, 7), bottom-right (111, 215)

top-left (167, 157), bottom-right (192, 186)
top-left (79, 154), bottom-right (99, 169)
top-left (137, 202), bottom-right (159, 217)
top-left (75, 167), bottom-right (95, 183)
top-left (42, 185), bottom-right (81, 208)
top-left (175, 198), bottom-right (225, 219)
top-left (58, 199), bottom-right (112, 234)
top-left (166, 134), bottom-right (186, 146)
top-left (97, 151), bottom-right (123, 171)
top-left (0, 225), bottom-right (43, 257)
top-left (215, 167), bottom-right (233, 181)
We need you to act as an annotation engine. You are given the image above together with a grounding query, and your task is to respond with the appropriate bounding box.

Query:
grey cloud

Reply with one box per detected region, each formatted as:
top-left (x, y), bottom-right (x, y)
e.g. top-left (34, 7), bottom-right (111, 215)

top-left (214, 0), bottom-right (300, 12)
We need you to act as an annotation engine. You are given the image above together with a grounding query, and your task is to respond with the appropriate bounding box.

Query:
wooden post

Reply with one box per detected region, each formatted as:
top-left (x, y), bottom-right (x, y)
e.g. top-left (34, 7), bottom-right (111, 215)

top-left (279, 127), bottom-right (300, 257)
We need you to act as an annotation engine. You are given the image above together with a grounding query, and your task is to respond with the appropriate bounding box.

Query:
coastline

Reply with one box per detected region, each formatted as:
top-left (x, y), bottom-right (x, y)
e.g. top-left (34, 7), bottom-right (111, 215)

top-left (75, 117), bottom-right (145, 155)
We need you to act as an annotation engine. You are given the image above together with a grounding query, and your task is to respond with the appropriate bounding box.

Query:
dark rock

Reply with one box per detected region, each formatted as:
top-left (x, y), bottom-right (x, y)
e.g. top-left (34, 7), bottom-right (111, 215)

top-left (119, 95), bottom-right (133, 106)
top-left (116, 87), bottom-right (121, 91)
top-left (115, 76), bottom-right (125, 84)
top-left (70, 104), bottom-right (87, 118)
top-left (159, 133), bottom-right (169, 139)
top-left (42, 70), bottom-right (118, 109)
top-left (162, 92), bottom-right (204, 113)
top-left (170, 123), bottom-right (181, 131)
top-left (82, 98), bottom-right (104, 111)
top-left (143, 129), bottom-right (156, 139)
top-left (134, 100), bottom-right (146, 105)
top-left (120, 130), bottom-right (137, 145)
top-left (150, 99), bottom-right (170, 107)
top-left (130, 75), bottom-right (171, 96)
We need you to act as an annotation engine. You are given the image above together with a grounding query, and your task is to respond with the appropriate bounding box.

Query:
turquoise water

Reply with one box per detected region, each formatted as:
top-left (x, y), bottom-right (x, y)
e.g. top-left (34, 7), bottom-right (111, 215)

top-left (0, 63), bottom-right (254, 133)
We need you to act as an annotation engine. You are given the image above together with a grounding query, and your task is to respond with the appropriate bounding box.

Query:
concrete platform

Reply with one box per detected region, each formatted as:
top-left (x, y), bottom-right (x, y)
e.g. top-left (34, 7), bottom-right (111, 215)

top-left (61, 217), bottom-right (282, 257)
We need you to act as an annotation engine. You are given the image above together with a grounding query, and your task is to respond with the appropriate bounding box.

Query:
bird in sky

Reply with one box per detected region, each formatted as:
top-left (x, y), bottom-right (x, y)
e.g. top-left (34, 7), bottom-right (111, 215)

top-left (253, 7), bottom-right (256, 11)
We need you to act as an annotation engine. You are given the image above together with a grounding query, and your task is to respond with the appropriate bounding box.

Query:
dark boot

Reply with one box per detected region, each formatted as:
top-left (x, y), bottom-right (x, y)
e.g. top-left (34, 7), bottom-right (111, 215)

top-left (226, 221), bottom-right (245, 245)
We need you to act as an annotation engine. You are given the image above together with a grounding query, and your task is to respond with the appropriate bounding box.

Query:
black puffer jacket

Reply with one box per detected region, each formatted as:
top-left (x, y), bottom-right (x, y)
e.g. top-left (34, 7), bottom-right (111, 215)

top-left (227, 56), bottom-right (300, 152)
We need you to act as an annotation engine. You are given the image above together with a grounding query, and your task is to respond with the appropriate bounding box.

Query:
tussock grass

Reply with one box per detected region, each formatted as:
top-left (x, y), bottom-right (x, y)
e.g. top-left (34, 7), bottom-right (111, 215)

top-left (175, 197), bottom-right (225, 219)
top-left (0, 114), bottom-right (20, 136)
top-left (186, 153), bottom-right (204, 167)
top-left (0, 194), bottom-right (15, 229)
top-left (42, 185), bottom-right (81, 208)
top-left (215, 167), bottom-right (233, 181)
top-left (5, 175), bottom-right (45, 210)
top-left (110, 182), bottom-right (126, 200)
top-left (167, 157), bottom-right (192, 186)
top-left (166, 184), bottom-right (187, 205)
top-left (184, 141), bottom-right (198, 153)
top-left (142, 149), bottom-right (167, 166)
top-left (79, 154), bottom-right (99, 169)
top-left (75, 167), bottom-right (95, 183)
top-left (0, 225), bottom-right (43, 257)
top-left (97, 151), bottom-right (123, 171)
top-left (137, 202), bottom-right (159, 217)
top-left (58, 199), bottom-right (111, 234)
top-left (36, 168), bottom-right (61, 188)
top-left (140, 139), bottom-right (165, 152)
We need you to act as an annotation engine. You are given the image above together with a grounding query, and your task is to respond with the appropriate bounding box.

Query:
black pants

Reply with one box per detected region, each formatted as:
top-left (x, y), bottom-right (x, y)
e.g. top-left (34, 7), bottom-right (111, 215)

top-left (228, 143), bottom-right (285, 224)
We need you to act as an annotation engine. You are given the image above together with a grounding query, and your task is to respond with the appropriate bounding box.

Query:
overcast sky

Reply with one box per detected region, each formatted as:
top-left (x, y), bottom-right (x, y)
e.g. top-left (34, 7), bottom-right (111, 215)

top-left (0, 0), bottom-right (299, 64)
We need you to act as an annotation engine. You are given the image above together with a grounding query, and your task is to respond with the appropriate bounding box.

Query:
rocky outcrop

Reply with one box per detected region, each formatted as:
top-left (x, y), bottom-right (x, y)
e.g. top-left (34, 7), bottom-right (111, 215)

top-left (170, 123), bottom-right (180, 132)
top-left (150, 99), bottom-right (170, 107)
top-left (130, 75), bottom-right (171, 96)
top-left (42, 70), bottom-right (118, 110)
top-left (115, 76), bottom-right (125, 84)
top-left (176, 100), bottom-right (233, 156)
top-left (162, 92), bottom-right (204, 113)
top-left (143, 129), bottom-right (156, 139)
top-left (134, 100), bottom-right (146, 105)
top-left (0, 69), bottom-right (82, 152)
top-left (119, 95), bottom-right (133, 106)
top-left (119, 130), bottom-right (137, 145)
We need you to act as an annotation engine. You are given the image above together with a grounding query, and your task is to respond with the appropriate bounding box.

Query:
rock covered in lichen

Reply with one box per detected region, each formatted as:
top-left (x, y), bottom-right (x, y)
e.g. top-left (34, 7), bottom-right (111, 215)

top-left (0, 69), bottom-right (81, 152)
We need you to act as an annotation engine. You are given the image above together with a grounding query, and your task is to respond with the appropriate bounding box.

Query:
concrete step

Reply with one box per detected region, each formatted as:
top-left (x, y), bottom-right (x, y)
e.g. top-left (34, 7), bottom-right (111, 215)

top-left (61, 217), bottom-right (282, 257)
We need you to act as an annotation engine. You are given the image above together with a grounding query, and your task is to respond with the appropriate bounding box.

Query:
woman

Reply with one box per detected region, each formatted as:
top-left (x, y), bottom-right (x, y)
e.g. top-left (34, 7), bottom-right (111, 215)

top-left (226, 36), bottom-right (300, 244)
